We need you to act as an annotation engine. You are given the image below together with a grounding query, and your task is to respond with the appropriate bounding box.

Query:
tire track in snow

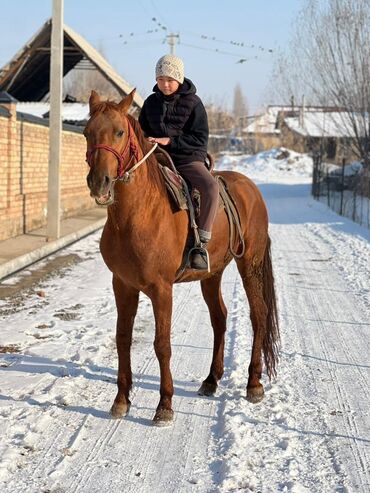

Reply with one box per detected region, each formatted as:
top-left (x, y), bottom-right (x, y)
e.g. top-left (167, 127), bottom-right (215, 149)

top-left (45, 279), bottom-right (220, 493)
top-left (301, 229), bottom-right (370, 492)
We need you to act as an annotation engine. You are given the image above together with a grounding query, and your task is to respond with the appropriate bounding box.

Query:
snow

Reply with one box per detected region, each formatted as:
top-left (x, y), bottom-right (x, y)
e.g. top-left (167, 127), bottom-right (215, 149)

top-left (17, 102), bottom-right (90, 122)
top-left (243, 106), bottom-right (290, 134)
top-left (218, 147), bottom-right (313, 181)
top-left (284, 111), bottom-right (367, 138)
top-left (0, 148), bottom-right (369, 492)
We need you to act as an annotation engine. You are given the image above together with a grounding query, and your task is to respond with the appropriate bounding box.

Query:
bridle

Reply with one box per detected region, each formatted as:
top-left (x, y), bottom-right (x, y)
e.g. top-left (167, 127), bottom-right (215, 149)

top-left (85, 119), bottom-right (157, 183)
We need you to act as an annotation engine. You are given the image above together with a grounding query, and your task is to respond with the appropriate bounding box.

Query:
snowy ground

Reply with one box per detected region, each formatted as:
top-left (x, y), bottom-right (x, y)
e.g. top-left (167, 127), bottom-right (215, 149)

top-left (0, 149), bottom-right (369, 493)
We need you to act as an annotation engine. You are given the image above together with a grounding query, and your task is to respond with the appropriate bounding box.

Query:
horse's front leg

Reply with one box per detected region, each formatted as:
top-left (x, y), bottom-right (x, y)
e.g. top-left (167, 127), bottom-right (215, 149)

top-left (147, 282), bottom-right (174, 425)
top-left (110, 276), bottom-right (139, 418)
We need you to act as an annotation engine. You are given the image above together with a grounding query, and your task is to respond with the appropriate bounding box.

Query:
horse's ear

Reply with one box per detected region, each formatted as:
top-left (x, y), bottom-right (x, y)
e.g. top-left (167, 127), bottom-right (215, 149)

top-left (118, 88), bottom-right (136, 114)
top-left (89, 90), bottom-right (101, 115)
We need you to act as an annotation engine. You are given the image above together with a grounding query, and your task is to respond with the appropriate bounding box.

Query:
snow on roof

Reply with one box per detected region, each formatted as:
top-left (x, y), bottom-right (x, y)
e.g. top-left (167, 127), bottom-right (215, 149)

top-left (17, 102), bottom-right (90, 122)
top-left (16, 103), bottom-right (49, 119)
top-left (284, 111), bottom-right (365, 138)
top-left (243, 106), bottom-right (292, 134)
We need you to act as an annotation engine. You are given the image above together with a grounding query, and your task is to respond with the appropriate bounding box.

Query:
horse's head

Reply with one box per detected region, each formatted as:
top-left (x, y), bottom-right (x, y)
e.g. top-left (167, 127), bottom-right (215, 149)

top-left (84, 89), bottom-right (136, 205)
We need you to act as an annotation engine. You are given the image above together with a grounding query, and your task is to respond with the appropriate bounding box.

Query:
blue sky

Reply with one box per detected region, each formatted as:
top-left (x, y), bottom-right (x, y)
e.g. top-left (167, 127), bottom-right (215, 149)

top-left (0, 0), bottom-right (303, 112)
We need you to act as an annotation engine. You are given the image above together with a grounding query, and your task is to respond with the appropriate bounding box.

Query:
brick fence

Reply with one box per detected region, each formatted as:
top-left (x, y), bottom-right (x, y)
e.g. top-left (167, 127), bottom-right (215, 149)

top-left (0, 101), bottom-right (95, 241)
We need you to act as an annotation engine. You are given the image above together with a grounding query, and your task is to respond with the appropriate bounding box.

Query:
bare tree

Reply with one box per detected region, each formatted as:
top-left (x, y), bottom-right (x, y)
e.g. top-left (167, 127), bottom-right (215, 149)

top-left (205, 96), bottom-right (235, 135)
top-left (204, 97), bottom-right (235, 154)
top-left (63, 41), bottom-right (121, 102)
top-left (233, 83), bottom-right (249, 135)
top-left (63, 65), bottom-right (121, 102)
top-left (269, 0), bottom-right (370, 162)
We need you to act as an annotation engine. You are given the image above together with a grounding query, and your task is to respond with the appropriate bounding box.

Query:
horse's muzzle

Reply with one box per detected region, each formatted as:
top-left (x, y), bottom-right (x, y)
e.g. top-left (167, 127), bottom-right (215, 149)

top-left (87, 172), bottom-right (115, 206)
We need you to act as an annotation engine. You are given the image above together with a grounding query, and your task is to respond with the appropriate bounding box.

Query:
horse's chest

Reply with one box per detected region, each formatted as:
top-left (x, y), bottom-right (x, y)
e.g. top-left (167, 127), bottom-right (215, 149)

top-left (100, 229), bottom-right (171, 286)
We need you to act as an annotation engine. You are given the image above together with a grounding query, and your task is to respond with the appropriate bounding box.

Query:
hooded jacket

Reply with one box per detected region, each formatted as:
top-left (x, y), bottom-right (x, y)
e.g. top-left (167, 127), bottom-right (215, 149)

top-left (138, 78), bottom-right (209, 166)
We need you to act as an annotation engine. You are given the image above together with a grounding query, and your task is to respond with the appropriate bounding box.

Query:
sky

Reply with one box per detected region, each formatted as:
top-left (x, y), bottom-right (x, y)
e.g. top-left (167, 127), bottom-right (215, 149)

top-left (0, 0), bottom-right (303, 113)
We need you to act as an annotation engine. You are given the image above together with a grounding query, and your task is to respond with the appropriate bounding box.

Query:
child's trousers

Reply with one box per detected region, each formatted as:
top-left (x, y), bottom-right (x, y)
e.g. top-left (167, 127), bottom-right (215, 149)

top-left (176, 161), bottom-right (219, 241)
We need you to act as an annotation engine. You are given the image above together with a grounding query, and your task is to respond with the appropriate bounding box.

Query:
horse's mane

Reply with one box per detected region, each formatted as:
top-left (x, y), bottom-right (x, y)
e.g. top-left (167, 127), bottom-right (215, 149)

top-left (126, 114), bottom-right (156, 161)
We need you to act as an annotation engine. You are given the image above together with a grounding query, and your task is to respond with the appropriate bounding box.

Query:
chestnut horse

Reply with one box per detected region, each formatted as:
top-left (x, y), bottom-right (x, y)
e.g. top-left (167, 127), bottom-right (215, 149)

top-left (84, 89), bottom-right (279, 425)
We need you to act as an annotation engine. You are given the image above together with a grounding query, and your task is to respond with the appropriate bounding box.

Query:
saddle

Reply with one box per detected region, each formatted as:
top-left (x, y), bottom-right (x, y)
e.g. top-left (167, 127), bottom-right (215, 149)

top-left (155, 147), bottom-right (245, 274)
top-left (156, 147), bottom-right (214, 213)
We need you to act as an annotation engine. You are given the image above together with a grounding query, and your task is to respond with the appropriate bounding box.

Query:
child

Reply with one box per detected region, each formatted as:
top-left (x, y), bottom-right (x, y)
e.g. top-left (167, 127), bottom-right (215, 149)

top-left (139, 54), bottom-right (219, 271)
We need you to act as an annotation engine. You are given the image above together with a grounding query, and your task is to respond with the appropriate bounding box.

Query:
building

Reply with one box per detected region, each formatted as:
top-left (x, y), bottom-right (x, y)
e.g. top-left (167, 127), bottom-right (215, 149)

top-left (0, 19), bottom-right (143, 111)
top-left (0, 20), bottom-right (143, 242)
top-left (244, 105), bottom-right (362, 163)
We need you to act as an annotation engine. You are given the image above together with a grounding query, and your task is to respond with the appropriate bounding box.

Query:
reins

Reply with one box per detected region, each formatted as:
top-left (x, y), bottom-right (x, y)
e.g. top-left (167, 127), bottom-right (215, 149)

top-left (86, 119), bottom-right (157, 182)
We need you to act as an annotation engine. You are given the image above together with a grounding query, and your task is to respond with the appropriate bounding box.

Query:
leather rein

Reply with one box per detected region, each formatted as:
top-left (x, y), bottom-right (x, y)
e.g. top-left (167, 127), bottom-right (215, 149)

top-left (85, 119), bottom-right (157, 183)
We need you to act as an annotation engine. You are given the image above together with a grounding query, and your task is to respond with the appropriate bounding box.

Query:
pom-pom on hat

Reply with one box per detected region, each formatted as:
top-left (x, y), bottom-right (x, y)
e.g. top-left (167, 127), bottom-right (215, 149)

top-left (155, 54), bottom-right (185, 84)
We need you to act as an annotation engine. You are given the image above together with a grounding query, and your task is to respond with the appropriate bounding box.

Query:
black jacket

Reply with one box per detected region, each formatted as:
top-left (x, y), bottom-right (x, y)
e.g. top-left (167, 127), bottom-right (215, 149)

top-left (138, 78), bottom-right (209, 166)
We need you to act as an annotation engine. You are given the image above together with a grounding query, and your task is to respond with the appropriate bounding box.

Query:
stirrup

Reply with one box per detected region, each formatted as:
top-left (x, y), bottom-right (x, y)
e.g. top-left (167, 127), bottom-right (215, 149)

top-left (188, 245), bottom-right (210, 272)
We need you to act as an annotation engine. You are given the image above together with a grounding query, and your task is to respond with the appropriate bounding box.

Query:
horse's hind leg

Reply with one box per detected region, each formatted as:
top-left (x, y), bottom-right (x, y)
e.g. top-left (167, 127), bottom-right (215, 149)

top-left (236, 258), bottom-right (267, 403)
top-left (110, 276), bottom-right (139, 418)
top-left (198, 272), bottom-right (227, 396)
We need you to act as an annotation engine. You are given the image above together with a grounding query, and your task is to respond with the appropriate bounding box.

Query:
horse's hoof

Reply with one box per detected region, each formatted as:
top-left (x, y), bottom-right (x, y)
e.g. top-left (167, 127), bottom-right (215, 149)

top-left (153, 408), bottom-right (174, 426)
top-left (110, 401), bottom-right (130, 419)
top-left (246, 386), bottom-right (264, 403)
top-left (198, 381), bottom-right (217, 396)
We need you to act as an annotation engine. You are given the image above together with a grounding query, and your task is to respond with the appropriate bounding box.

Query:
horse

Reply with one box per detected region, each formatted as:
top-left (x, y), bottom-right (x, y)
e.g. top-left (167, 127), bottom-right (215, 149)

top-left (84, 89), bottom-right (280, 425)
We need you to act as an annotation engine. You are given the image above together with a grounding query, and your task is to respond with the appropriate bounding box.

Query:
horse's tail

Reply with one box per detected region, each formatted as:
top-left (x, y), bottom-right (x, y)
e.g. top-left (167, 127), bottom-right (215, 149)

top-left (262, 236), bottom-right (280, 379)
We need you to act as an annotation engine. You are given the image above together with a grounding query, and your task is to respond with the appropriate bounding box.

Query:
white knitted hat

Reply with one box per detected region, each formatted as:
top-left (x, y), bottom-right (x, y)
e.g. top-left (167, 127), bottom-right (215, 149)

top-left (155, 54), bottom-right (185, 84)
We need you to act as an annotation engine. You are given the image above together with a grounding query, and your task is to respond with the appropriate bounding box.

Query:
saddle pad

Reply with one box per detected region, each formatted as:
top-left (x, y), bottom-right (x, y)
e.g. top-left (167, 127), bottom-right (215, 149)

top-left (159, 165), bottom-right (188, 210)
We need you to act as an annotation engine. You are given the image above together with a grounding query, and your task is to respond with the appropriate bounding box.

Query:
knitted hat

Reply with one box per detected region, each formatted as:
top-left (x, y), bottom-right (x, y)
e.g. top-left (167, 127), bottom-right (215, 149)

top-left (155, 54), bottom-right (184, 84)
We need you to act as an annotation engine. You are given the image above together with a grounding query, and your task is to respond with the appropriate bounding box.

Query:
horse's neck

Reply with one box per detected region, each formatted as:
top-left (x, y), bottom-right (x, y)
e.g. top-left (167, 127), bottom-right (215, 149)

top-left (108, 161), bottom-right (166, 228)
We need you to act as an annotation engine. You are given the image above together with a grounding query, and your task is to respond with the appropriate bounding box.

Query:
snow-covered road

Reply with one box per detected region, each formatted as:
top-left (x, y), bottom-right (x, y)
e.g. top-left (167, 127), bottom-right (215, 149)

top-left (1, 151), bottom-right (369, 493)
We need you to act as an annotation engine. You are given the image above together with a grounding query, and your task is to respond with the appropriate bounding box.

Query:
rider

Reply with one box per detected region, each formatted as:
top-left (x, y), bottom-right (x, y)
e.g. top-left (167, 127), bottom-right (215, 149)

top-left (139, 54), bottom-right (219, 271)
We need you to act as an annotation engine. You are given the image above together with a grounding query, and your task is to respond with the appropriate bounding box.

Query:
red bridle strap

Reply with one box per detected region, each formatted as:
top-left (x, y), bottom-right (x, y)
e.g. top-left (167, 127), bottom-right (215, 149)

top-left (85, 120), bottom-right (139, 179)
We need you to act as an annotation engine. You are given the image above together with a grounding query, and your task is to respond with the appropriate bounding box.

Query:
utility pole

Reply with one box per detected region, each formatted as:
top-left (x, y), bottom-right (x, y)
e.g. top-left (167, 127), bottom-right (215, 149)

top-left (166, 33), bottom-right (179, 54)
top-left (47, 0), bottom-right (64, 240)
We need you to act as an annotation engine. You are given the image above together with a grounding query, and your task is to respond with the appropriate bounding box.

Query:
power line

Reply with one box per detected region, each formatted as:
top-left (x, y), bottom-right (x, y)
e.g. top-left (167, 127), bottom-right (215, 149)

top-left (89, 7), bottom-right (274, 62)
top-left (182, 30), bottom-right (274, 53)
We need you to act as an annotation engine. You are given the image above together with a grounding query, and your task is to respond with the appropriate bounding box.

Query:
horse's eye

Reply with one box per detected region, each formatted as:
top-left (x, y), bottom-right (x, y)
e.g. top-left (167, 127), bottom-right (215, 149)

top-left (116, 130), bottom-right (124, 137)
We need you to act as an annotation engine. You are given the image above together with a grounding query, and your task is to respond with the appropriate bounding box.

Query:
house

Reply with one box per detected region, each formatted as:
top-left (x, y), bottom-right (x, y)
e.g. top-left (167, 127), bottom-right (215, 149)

top-left (242, 106), bottom-right (290, 152)
top-left (280, 110), bottom-right (362, 163)
top-left (244, 105), bottom-right (362, 163)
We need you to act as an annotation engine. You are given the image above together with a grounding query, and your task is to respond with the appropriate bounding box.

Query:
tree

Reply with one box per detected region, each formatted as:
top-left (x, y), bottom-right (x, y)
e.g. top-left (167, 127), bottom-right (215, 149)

top-left (63, 42), bottom-right (121, 102)
top-left (63, 64), bottom-right (121, 102)
top-left (269, 0), bottom-right (370, 162)
top-left (232, 84), bottom-right (249, 135)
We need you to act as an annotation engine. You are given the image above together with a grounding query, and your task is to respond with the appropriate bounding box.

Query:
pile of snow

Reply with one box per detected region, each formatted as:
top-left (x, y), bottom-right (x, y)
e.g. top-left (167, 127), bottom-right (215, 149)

top-left (217, 148), bottom-right (313, 183)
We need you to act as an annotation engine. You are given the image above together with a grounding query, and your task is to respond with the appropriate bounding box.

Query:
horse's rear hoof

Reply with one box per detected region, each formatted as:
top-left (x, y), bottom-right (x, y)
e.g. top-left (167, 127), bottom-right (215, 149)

top-left (198, 381), bottom-right (217, 396)
top-left (110, 401), bottom-right (130, 419)
top-left (246, 386), bottom-right (264, 403)
top-left (153, 408), bottom-right (174, 426)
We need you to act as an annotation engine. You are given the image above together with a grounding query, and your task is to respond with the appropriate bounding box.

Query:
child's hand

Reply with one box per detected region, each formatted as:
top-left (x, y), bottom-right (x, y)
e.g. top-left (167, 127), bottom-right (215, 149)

top-left (148, 137), bottom-right (171, 146)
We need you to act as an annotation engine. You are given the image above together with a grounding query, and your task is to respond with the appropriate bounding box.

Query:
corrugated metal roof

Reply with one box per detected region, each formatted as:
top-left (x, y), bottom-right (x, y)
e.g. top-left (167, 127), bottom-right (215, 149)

top-left (0, 19), bottom-right (143, 109)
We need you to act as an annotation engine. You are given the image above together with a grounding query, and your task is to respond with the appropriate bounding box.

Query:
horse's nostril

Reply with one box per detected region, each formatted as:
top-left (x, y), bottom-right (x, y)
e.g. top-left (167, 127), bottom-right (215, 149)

top-left (104, 176), bottom-right (110, 186)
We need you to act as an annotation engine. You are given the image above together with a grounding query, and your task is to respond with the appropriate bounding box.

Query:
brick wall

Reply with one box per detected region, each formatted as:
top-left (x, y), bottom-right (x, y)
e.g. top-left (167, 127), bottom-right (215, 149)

top-left (0, 104), bottom-right (94, 241)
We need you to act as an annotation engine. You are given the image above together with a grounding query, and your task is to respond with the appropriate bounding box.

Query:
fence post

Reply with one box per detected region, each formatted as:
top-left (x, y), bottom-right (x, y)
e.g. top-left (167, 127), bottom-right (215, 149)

top-left (340, 158), bottom-right (345, 216)
top-left (353, 178), bottom-right (357, 222)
